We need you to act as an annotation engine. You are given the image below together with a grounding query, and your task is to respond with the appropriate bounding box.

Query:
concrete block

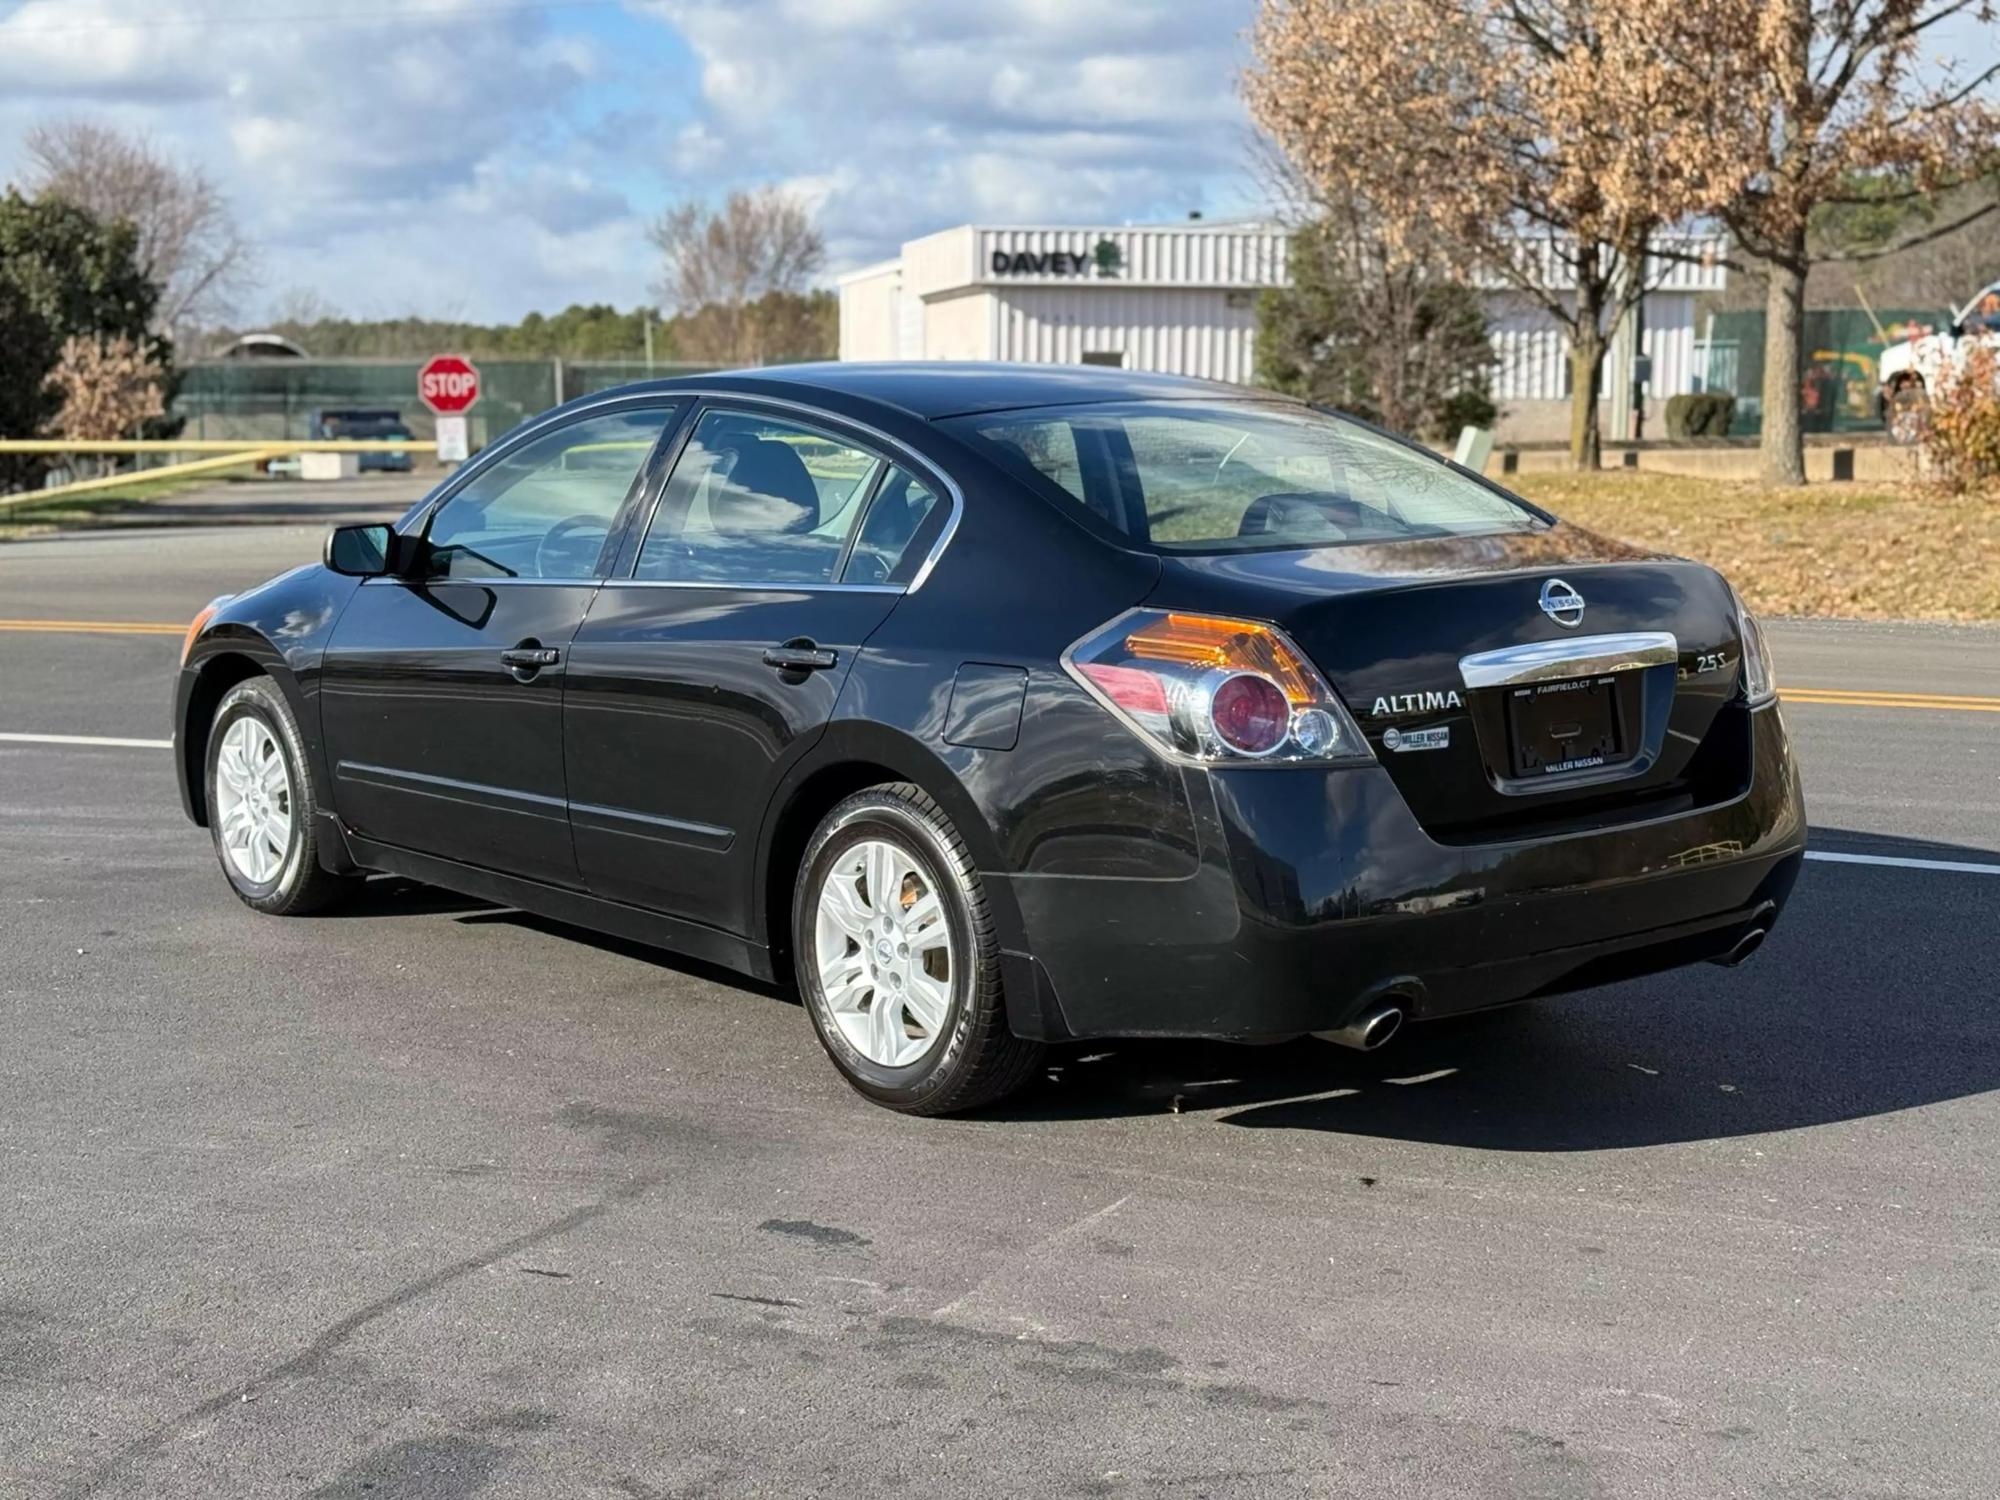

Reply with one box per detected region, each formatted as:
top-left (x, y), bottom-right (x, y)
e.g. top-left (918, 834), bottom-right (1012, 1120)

top-left (299, 451), bottom-right (360, 482)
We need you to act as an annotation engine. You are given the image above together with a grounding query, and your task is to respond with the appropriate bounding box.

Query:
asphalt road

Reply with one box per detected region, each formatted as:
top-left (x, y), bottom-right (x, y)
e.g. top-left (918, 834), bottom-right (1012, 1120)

top-left (3, 501), bottom-right (1998, 1498)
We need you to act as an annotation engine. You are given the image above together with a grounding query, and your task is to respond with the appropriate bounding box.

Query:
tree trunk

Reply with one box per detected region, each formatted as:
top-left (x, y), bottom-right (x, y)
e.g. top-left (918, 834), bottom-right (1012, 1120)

top-left (1567, 324), bottom-right (1605, 471)
top-left (1760, 240), bottom-right (1808, 486)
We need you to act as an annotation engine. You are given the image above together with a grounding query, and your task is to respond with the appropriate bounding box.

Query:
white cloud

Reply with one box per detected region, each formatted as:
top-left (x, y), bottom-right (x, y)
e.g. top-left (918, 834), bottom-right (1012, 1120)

top-left (0, 0), bottom-right (1263, 320)
top-left (643, 0), bottom-right (1262, 273)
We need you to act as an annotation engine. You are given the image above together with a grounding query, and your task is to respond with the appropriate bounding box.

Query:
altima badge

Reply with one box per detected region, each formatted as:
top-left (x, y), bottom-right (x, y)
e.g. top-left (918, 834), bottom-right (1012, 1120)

top-left (1539, 577), bottom-right (1586, 628)
top-left (1371, 689), bottom-right (1463, 717)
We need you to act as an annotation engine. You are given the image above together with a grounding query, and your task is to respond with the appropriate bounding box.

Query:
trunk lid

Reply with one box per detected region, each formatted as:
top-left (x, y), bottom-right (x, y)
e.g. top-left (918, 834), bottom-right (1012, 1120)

top-left (1146, 524), bottom-right (1751, 841)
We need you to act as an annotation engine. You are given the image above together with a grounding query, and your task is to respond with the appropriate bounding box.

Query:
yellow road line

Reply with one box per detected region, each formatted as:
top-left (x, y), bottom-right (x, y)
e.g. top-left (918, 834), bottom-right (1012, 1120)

top-left (0, 617), bottom-right (1995, 714)
top-left (0, 618), bottom-right (187, 636)
top-left (1783, 689), bottom-right (2000, 713)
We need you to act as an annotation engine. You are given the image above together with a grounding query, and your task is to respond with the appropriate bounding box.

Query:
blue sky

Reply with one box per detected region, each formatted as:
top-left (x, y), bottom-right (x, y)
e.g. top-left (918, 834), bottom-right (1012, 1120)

top-left (0, 0), bottom-right (1264, 324)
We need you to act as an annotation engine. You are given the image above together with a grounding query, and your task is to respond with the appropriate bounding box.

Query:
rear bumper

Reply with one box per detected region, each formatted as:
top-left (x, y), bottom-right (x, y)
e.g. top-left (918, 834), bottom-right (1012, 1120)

top-left (1001, 703), bottom-right (1806, 1040)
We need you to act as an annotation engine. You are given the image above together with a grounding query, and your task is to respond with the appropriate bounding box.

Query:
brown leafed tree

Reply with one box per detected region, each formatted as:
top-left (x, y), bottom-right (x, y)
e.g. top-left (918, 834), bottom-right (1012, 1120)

top-left (1715, 0), bottom-right (2000, 483)
top-left (24, 118), bottom-right (255, 345)
top-left (43, 334), bottom-right (169, 470)
top-left (1246, 0), bottom-right (1760, 469)
top-left (649, 188), bottom-right (827, 366)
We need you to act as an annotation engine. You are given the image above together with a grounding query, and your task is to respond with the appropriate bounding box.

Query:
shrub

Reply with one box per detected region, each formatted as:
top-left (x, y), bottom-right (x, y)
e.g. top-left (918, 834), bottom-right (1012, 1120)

top-left (1923, 345), bottom-right (2000, 490)
top-left (1664, 393), bottom-right (1735, 440)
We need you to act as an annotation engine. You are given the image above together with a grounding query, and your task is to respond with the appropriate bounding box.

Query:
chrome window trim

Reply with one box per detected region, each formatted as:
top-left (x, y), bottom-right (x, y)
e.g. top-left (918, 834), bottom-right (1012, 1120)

top-left (599, 579), bottom-right (904, 594)
top-left (359, 575), bottom-right (602, 588)
top-left (1458, 632), bottom-right (1679, 690)
top-left (624, 390), bottom-right (965, 596)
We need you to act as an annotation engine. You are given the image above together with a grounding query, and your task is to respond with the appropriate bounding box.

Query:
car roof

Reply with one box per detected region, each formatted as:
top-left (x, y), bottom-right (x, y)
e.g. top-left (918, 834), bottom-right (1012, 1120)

top-left (604, 361), bottom-right (1292, 420)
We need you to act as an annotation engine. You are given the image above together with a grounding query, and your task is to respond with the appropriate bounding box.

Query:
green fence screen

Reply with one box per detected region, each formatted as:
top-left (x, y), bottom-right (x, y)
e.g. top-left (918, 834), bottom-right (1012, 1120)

top-left (173, 358), bottom-right (721, 448)
top-left (1693, 307), bottom-right (1943, 437)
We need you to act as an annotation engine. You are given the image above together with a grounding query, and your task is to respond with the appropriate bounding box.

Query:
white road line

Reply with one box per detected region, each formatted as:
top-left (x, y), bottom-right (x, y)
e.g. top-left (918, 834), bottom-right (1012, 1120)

top-left (0, 731), bottom-right (171, 750)
top-left (5, 728), bottom-right (1999, 879)
top-left (1807, 850), bottom-right (2000, 877)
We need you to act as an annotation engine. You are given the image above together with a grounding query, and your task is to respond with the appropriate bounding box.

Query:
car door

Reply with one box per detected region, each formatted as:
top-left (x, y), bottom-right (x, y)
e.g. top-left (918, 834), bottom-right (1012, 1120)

top-left (562, 402), bottom-right (951, 928)
top-left (319, 399), bottom-right (682, 888)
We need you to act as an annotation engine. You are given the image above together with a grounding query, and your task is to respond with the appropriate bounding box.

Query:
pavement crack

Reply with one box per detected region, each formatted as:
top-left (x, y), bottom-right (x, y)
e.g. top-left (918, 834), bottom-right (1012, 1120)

top-left (56, 1176), bottom-right (659, 1500)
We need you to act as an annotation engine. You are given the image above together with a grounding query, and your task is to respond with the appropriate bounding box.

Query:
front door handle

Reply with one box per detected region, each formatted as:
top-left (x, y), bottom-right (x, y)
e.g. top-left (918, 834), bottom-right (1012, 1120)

top-left (762, 641), bottom-right (838, 673)
top-left (500, 645), bottom-right (560, 670)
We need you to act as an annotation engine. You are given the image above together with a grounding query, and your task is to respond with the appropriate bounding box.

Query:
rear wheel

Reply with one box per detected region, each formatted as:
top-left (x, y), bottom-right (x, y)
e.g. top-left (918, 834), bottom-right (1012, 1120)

top-left (206, 677), bottom-right (360, 915)
top-left (793, 785), bottom-right (1042, 1115)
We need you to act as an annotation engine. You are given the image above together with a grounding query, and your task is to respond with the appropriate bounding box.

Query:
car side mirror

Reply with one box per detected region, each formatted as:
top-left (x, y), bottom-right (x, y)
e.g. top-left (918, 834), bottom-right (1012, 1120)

top-left (324, 523), bottom-right (402, 577)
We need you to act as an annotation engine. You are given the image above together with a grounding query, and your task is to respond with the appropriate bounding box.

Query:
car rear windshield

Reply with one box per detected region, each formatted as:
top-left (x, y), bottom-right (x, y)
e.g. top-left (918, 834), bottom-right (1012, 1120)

top-left (944, 400), bottom-right (1542, 553)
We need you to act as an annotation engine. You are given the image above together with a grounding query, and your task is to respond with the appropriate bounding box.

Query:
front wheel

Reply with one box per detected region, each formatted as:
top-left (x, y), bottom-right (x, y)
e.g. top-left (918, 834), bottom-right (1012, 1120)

top-left (206, 677), bottom-right (360, 916)
top-left (793, 785), bottom-right (1042, 1116)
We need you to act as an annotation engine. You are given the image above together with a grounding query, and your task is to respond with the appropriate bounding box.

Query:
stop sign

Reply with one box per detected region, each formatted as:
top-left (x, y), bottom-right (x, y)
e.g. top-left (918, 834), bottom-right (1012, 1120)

top-left (418, 354), bottom-right (481, 415)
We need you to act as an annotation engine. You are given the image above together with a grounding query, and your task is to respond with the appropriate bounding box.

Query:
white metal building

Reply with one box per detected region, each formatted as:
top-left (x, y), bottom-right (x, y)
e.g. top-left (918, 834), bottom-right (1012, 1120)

top-left (838, 221), bottom-right (1727, 440)
top-left (837, 222), bottom-right (1288, 385)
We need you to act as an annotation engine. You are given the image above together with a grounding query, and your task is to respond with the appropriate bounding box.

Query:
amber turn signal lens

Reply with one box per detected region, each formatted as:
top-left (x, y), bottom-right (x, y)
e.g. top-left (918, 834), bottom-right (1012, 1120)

top-left (180, 603), bottom-right (219, 665)
top-left (1122, 613), bottom-right (1317, 706)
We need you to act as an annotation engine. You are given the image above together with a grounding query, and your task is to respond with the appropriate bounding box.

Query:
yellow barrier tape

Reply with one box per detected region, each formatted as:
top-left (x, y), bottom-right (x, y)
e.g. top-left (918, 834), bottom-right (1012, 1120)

top-left (0, 439), bottom-right (439, 454)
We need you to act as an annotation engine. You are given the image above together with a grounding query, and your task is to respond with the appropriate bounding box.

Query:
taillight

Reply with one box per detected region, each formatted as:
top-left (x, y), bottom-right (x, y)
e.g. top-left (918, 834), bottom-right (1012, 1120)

top-left (1737, 601), bottom-right (1776, 706)
top-left (1064, 609), bottom-right (1373, 766)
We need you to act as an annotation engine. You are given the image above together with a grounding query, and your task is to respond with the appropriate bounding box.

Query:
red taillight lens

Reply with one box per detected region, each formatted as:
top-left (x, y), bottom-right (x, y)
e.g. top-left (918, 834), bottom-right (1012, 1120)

top-left (1077, 661), bottom-right (1170, 717)
top-left (1210, 672), bottom-right (1289, 754)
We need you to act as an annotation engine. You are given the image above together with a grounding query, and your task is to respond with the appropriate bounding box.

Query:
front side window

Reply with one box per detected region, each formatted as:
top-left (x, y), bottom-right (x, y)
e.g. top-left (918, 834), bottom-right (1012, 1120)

top-left (946, 400), bottom-right (1541, 554)
top-left (637, 410), bottom-right (884, 584)
top-left (423, 406), bottom-right (669, 580)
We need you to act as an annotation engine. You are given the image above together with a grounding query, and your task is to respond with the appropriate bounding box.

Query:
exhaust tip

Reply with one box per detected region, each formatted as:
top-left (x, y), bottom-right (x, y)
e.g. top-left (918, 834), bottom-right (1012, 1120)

top-left (1712, 927), bottom-right (1768, 967)
top-left (1313, 1003), bottom-right (1405, 1052)
top-left (1362, 1006), bottom-right (1404, 1049)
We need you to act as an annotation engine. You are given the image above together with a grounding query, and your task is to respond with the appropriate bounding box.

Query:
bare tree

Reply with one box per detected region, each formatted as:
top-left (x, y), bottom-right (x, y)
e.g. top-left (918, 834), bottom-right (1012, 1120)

top-left (1711, 0), bottom-right (2000, 483)
top-left (1247, 0), bottom-right (1761, 469)
top-left (23, 118), bottom-right (255, 344)
top-left (649, 188), bottom-right (826, 366)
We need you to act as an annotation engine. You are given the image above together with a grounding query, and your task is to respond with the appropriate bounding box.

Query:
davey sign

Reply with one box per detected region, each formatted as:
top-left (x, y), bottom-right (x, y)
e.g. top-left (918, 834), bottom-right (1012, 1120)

top-left (418, 354), bottom-right (481, 415)
top-left (989, 238), bottom-right (1125, 279)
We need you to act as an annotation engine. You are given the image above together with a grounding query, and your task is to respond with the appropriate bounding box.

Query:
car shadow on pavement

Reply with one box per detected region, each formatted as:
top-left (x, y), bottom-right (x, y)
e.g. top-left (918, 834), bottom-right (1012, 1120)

top-left (322, 874), bottom-right (495, 919)
top-left (451, 907), bottom-right (792, 1002)
top-left (990, 828), bottom-right (2000, 1150)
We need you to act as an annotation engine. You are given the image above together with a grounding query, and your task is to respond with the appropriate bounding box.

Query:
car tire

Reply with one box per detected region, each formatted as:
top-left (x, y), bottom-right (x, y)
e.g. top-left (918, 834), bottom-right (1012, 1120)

top-left (206, 677), bottom-right (359, 916)
top-left (793, 784), bottom-right (1043, 1116)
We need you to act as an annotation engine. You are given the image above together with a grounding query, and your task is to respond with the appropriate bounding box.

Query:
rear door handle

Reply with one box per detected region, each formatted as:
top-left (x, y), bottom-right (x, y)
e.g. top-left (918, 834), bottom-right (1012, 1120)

top-left (762, 643), bottom-right (838, 673)
top-left (500, 647), bottom-right (560, 668)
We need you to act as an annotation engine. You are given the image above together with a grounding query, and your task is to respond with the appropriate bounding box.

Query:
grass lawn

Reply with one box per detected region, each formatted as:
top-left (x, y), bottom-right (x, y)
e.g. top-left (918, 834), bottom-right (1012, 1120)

top-left (0, 470), bottom-right (222, 540)
top-left (1512, 472), bottom-right (2000, 622)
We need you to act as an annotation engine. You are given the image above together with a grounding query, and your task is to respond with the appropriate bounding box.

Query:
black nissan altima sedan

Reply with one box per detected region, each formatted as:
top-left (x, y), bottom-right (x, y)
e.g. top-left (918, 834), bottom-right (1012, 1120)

top-left (173, 363), bottom-right (1806, 1115)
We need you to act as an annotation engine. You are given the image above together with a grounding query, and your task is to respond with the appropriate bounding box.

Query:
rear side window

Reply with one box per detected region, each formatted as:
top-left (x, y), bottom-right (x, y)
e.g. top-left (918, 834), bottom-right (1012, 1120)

top-left (843, 466), bottom-right (940, 585)
top-left (637, 410), bottom-right (885, 585)
top-left (947, 401), bottom-right (1540, 553)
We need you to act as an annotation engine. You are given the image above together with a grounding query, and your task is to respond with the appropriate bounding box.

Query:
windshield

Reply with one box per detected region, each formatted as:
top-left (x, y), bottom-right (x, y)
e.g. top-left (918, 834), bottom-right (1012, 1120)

top-left (946, 400), bottom-right (1542, 553)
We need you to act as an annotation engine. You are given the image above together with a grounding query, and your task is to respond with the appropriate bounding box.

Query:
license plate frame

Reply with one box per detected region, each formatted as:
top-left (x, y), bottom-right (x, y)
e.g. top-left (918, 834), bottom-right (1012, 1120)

top-left (1504, 673), bottom-right (1626, 777)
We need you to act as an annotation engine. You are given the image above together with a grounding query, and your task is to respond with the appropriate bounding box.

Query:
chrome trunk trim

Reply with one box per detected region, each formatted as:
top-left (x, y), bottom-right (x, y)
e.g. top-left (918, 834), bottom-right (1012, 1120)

top-left (1458, 631), bottom-right (1678, 690)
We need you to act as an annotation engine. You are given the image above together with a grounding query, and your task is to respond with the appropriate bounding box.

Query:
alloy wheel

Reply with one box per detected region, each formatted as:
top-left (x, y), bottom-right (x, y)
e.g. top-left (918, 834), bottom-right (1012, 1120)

top-left (214, 717), bottom-right (294, 884)
top-left (812, 838), bottom-right (955, 1067)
